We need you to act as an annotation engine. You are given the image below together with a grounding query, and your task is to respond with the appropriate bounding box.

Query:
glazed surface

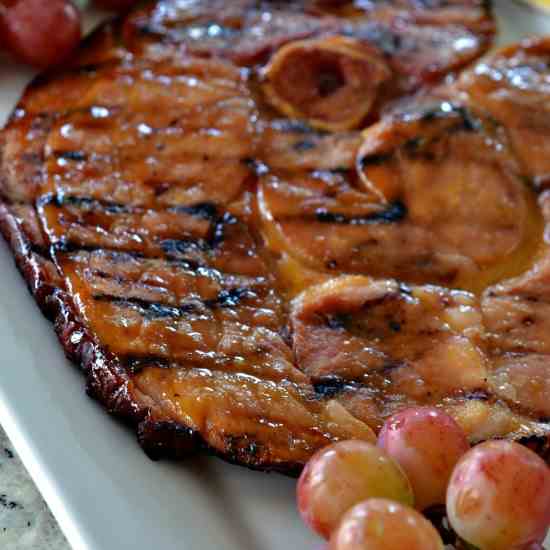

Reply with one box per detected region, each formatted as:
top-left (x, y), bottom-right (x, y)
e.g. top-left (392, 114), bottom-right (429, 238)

top-left (3, 1), bottom-right (550, 472)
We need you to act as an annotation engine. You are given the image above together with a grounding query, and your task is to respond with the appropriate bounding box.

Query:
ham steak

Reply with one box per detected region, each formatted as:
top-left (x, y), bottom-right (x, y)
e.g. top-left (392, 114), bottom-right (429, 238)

top-left (4, 0), bottom-right (550, 475)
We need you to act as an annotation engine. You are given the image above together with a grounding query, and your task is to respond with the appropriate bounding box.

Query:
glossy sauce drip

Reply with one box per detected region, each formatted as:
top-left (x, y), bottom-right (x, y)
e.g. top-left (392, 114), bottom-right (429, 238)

top-left (453, 183), bottom-right (544, 296)
top-left (258, 184), bottom-right (546, 300)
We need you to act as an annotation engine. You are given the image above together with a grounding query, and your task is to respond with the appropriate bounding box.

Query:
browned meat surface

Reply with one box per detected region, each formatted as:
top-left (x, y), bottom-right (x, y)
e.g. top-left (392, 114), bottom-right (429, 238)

top-left (312, 0), bottom-right (492, 29)
top-left (290, 275), bottom-right (548, 443)
top-left (292, 276), bottom-right (488, 398)
top-left (6, 0), bottom-right (550, 475)
top-left (257, 119), bottom-right (363, 171)
top-left (125, 0), bottom-right (493, 127)
top-left (259, 101), bottom-right (541, 292)
top-left (480, 192), bottom-right (550, 420)
top-left (454, 38), bottom-right (550, 189)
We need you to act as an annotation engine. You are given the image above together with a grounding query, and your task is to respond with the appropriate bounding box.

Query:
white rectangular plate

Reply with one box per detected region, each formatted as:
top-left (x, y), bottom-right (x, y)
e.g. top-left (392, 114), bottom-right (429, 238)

top-left (0, 4), bottom-right (549, 550)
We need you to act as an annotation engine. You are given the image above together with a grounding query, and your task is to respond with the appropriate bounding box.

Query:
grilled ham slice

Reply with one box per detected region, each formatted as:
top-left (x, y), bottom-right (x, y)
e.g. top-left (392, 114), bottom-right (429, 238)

top-left (454, 38), bottom-right (550, 189)
top-left (260, 101), bottom-right (540, 292)
top-left (290, 275), bottom-right (549, 443)
top-left (125, 0), bottom-right (494, 127)
top-left (6, 0), bottom-right (550, 475)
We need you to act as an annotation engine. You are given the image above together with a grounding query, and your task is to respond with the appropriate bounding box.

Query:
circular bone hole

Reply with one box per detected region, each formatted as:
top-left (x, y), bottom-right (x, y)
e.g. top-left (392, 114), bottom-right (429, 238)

top-left (262, 37), bottom-right (390, 131)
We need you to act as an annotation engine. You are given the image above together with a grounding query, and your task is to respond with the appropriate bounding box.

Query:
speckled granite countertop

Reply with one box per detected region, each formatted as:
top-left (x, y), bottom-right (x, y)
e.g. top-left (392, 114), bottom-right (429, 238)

top-left (0, 427), bottom-right (70, 550)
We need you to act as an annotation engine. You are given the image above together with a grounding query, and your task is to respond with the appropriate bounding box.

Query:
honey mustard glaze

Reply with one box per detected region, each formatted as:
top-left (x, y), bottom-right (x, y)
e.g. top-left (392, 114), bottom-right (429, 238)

top-left (260, 167), bottom-right (545, 300)
top-left (10, 0), bottom-right (550, 471)
top-left (256, 96), bottom-right (546, 299)
top-left (457, 181), bottom-right (544, 296)
top-left (239, 14), bottom-right (539, 299)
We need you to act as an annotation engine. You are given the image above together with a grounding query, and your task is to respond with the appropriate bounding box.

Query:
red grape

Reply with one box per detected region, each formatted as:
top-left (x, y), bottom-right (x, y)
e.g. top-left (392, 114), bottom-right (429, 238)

top-left (297, 440), bottom-right (414, 539)
top-left (0, 0), bottom-right (81, 69)
top-left (447, 440), bottom-right (550, 550)
top-left (378, 407), bottom-right (470, 511)
top-left (329, 499), bottom-right (444, 550)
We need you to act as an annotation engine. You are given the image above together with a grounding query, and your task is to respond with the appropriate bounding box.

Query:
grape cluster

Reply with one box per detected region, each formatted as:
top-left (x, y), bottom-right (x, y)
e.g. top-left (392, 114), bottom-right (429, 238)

top-left (297, 408), bottom-right (550, 550)
top-left (0, 0), bottom-right (134, 69)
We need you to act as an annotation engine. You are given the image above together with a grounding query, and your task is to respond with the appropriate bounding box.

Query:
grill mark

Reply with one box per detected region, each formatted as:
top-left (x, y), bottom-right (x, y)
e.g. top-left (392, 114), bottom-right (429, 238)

top-left (87, 253), bottom-right (205, 278)
top-left (123, 354), bottom-right (232, 374)
top-left (464, 390), bottom-right (490, 401)
top-left (50, 240), bottom-right (117, 255)
top-left (169, 202), bottom-right (218, 221)
top-left (313, 201), bottom-right (407, 225)
top-left (40, 195), bottom-right (234, 244)
top-left (425, 105), bottom-right (482, 133)
top-left (40, 195), bottom-right (238, 261)
top-left (52, 150), bottom-right (88, 162)
top-left (161, 238), bottom-right (211, 257)
top-left (96, 251), bottom-right (226, 282)
top-left (361, 105), bottom-right (484, 167)
top-left (54, 244), bottom-right (250, 283)
top-left (121, 356), bottom-right (312, 398)
top-left (312, 376), bottom-right (372, 399)
top-left (41, 193), bottom-right (217, 219)
top-left (206, 287), bottom-right (257, 308)
top-left (89, 266), bottom-right (264, 299)
top-left (93, 286), bottom-right (258, 318)
top-left (313, 377), bottom-right (348, 398)
top-left (323, 292), bottom-right (400, 333)
top-left (49, 234), bottom-right (216, 261)
top-left (58, 195), bottom-right (133, 214)
top-left (399, 102), bottom-right (483, 133)
top-left (93, 294), bottom-right (205, 318)
top-left (269, 119), bottom-right (319, 135)
top-left (293, 140), bottom-right (317, 152)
